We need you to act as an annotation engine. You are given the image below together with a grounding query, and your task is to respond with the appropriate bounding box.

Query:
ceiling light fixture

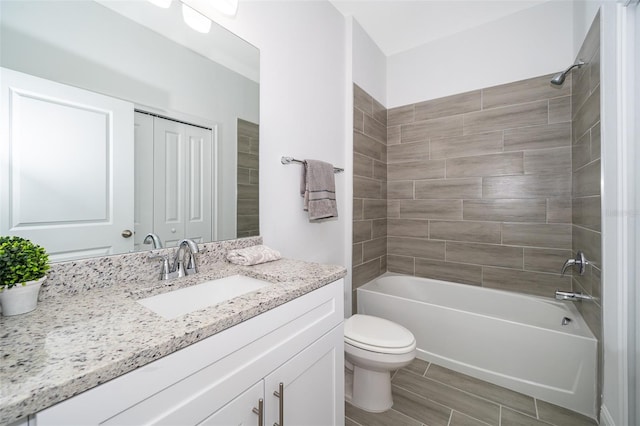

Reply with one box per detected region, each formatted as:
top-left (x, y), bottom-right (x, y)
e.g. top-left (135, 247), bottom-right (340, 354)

top-left (181, 3), bottom-right (212, 33)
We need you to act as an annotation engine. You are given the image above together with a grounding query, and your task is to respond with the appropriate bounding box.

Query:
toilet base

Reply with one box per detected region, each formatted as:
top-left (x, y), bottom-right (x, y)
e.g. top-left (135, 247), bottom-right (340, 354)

top-left (350, 365), bottom-right (393, 413)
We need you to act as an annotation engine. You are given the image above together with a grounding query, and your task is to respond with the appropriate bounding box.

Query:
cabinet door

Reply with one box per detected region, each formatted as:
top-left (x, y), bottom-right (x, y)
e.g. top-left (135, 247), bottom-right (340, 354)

top-left (198, 381), bottom-right (263, 426)
top-left (264, 325), bottom-right (344, 426)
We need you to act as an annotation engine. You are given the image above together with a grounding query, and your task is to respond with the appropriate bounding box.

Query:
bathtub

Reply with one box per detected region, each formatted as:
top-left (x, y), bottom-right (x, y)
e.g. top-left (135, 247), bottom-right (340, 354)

top-left (357, 273), bottom-right (597, 418)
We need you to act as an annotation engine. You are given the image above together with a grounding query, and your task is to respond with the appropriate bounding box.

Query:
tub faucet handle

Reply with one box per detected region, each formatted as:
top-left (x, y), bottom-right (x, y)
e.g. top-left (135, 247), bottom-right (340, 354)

top-left (561, 250), bottom-right (589, 276)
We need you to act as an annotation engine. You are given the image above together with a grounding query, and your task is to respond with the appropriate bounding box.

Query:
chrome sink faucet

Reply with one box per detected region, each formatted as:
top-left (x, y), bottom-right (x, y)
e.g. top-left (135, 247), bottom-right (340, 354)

top-left (148, 238), bottom-right (199, 280)
top-left (143, 233), bottom-right (163, 249)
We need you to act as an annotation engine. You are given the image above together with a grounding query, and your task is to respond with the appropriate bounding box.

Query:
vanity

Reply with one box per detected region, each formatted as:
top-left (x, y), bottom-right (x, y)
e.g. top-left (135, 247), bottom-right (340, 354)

top-left (0, 238), bottom-right (346, 426)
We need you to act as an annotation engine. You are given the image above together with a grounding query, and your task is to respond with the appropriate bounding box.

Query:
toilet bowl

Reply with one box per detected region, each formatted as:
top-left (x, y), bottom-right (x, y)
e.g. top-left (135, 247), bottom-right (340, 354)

top-left (344, 314), bottom-right (416, 413)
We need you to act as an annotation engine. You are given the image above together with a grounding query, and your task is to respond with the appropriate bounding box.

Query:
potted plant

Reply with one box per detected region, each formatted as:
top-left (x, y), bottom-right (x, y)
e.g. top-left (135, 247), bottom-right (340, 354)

top-left (0, 236), bottom-right (50, 316)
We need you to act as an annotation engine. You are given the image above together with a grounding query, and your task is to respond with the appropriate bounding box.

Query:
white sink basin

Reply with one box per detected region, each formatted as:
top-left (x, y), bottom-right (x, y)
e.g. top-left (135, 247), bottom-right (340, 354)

top-left (137, 275), bottom-right (270, 319)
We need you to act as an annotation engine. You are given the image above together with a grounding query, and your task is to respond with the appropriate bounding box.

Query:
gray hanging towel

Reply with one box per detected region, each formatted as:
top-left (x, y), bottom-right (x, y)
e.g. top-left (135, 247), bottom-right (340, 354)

top-left (300, 159), bottom-right (338, 220)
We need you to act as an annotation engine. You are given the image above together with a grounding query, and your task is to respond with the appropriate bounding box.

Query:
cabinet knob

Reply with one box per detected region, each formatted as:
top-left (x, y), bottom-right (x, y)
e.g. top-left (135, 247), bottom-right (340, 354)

top-left (273, 382), bottom-right (284, 426)
top-left (252, 398), bottom-right (263, 426)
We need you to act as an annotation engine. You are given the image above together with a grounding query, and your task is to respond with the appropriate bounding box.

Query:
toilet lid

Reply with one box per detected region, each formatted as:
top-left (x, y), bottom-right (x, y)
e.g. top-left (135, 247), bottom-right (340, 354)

top-left (344, 314), bottom-right (415, 351)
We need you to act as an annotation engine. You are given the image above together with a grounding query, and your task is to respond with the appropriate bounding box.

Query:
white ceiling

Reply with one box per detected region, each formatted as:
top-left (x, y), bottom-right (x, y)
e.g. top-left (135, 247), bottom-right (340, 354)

top-left (330, 0), bottom-right (551, 56)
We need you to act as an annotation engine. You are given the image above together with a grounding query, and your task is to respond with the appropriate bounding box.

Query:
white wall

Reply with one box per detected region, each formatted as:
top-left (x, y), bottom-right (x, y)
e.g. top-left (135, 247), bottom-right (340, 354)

top-left (211, 2), bottom-right (349, 270)
top-left (387, 0), bottom-right (574, 107)
top-left (352, 18), bottom-right (387, 106)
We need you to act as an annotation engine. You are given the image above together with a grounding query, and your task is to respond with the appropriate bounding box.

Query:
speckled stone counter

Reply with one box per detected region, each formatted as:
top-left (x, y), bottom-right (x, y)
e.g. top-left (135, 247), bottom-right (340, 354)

top-left (0, 239), bottom-right (346, 425)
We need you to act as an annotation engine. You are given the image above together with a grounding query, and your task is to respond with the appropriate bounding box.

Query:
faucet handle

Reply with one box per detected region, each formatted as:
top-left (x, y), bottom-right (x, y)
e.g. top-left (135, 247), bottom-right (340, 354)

top-left (148, 253), bottom-right (171, 280)
top-left (560, 250), bottom-right (589, 276)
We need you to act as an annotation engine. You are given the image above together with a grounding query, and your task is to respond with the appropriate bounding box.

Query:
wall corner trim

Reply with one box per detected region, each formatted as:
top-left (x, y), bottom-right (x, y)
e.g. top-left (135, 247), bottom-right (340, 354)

top-left (601, 404), bottom-right (617, 426)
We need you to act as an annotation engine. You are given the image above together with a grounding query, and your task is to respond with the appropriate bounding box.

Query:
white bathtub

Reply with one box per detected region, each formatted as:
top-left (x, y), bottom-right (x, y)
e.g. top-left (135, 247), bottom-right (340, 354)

top-left (357, 273), bottom-right (597, 418)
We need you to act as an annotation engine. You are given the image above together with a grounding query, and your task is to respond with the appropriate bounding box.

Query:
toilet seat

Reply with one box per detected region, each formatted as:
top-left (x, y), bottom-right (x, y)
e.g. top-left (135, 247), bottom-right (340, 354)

top-left (344, 314), bottom-right (416, 354)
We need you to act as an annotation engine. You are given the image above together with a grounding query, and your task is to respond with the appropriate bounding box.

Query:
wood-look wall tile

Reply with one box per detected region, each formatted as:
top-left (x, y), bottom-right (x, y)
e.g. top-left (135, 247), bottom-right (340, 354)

top-left (388, 141), bottom-right (429, 164)
top-left (354, 109), bottom-right (364, 132)
top-left (250, 170), bottom-right (259, 184)
top-left (549, 96), bottom-right (572, 124)
top-left (402, 115), bottom-right (463, 143)
top-left (388, 255), bottom-right (415, 275)
top-left (237, 167), bottom-right (251, 184)
top-left (354, 153), bottom-right (373, 178)
top-left (388, 181), bottom-right (414, 199)
top-left (354, 176), bottom-right (382, 199)
top-left (524, 147), bottom-right (571, 175)
top-left (430, 221), bottom-right (502, 244)
top-left (372, 219), bottom-right (387, 239)
top-left (373, 160), bottom-right (387, 180)
top-left (591, 122), bottom-right (601, 160)
top-left (482, 174), bottom-right (571, 198)
top-left (354, 131), bottom-right (386, 162)
top-left (353, 220), bottom-right (372, 243)
top-left (353, 83), bottom-right (373, 115)
top-left (237, 214), bottom-right (259, 232)
top-left (573, 225), bottom-right (602, 268)
top-left (502, 223), bottom-right (572, 249)
top-left (573, 160), bottom-right (601, 197)
top-left (446, 242), bottom-right (523, 269)
top-left (388, 160), bottom-right (446, 181)
top-left (364, 115), bottom-right (386, 144)
top-left (373, 97), bottom-right (387, 126)
top-left (414, 178), bottom-right (482, 199)
top-left (524, 248), bottom-right (573, 274)
top-left (388, 237), bottom-right (446, 260)
top-left (573, 196), bottom-right (601, 231)
top-left (388, 104), bottom-right (415, 127)
top-left (238, 152), bottom-right (259, 169)
top-left (415, 258), bottom-right (482, 285)
top-left (482, 267), bottom-right (571, 297)
top-left (430, 132), bottom-right (503, 160)
top-left (447, 152), bottom-right (523, 178)
top-left (237, 183), bottom-right (258, 199)
top-left (388, 219), bottom-right (429, 237)
top-left (463, 200), bottom-right (547, 223)
top-left (590, 47), bottom-right (601, 94)
top-left (363, 199), bottom-right (387, 219)
top-left (388, 125), bottom-right (401, 145)
top-left (363, 237), bottom-right (387, 262)
top-left (353, 258), bottom-right (383, 288)
top-left (352, 243), bottom-right (363, 266)
top-left (482, 75), bottom-right (570, 109)
top-left (237, 198), bottom-right (259, 216)
top-left (503, 122), bottom-right (571, 151)
top-left (414, 90), bottom-right (481, 121)
top-left (388, 200), bottom-right (401, 218)
top-left (572, 130), bottom-right (591, 172)
top-left (572, 88), bottom-right (600, 141)
top-left (464, 100), bottom-right (548, 135)
top-left (353, 199), bottom-right (363, 220)
top-left (547, 198), bottom-right (572, 224)
top-left (400, 200), bottom-right (463, 220)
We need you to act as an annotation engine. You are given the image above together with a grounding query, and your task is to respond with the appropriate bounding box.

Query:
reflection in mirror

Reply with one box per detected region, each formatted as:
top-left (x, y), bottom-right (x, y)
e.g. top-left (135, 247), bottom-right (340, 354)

top-left (0, 0), bottom-right (259, 262)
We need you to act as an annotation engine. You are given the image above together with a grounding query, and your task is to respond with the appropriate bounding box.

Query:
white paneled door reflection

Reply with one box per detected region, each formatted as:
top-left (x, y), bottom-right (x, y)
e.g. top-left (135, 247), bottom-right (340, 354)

top-left (134, 112), bottom-right (213, 249)
top-left (0, 67), bottom-right (134, 261)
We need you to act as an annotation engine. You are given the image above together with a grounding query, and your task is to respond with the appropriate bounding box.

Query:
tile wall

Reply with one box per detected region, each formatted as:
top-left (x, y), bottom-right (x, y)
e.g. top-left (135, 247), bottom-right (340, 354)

top-left (386, 75), bottom-right (574, 297)
top-left (352, 84), bottom-right (387, 312)
top-left (237, 119), bottom-right (260, 238)
top-left (571, 11), bottom-right (602, 405)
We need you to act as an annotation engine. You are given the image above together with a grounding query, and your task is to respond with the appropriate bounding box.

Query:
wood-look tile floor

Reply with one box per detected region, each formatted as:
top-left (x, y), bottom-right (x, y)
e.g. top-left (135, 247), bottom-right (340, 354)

top-left (345, 359), bottom-right (597, 426)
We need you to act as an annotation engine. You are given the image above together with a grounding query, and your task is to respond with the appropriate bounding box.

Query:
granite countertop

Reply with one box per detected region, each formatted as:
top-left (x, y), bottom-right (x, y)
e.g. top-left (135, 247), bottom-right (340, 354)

top-left (0, 258), bottom-right (346, 425)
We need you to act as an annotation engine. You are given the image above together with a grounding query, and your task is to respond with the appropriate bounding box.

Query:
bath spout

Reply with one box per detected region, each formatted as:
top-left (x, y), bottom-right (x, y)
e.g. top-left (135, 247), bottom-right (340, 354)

top-left (555, 290), bottom-right (594, 302)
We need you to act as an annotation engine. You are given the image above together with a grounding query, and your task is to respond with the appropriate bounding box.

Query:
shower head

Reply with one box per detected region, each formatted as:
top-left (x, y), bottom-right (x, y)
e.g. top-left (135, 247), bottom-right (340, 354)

top-left (551, 60), bottom-right (585, 86)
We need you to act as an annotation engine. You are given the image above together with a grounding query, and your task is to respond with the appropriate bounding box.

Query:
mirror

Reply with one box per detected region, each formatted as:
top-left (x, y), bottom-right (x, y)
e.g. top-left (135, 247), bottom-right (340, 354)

top-left (0, 0), bottom-right (259, 261)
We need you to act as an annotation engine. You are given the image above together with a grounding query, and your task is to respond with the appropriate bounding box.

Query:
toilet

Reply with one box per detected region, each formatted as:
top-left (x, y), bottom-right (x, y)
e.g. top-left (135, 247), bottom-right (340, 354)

top-left (344, 314), bottom-right (416, 412)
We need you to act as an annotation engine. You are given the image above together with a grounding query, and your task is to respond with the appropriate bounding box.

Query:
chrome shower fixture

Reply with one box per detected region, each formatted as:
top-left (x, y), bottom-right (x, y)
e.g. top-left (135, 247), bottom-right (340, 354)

top-left (551, 60), bottom-right (586, 86)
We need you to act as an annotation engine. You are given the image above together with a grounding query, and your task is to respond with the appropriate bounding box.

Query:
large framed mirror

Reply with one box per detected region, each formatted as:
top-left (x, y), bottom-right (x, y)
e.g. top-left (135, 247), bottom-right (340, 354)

top-left (0, 0), bottom-right (259, 262)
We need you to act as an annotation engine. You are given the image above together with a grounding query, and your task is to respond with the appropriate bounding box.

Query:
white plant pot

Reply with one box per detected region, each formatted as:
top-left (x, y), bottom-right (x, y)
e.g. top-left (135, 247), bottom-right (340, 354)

top-left (0, 276), bottom-right (45, 316)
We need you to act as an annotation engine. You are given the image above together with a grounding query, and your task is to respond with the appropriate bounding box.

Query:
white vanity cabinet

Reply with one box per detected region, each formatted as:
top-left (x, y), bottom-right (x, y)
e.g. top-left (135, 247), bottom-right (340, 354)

top-left (35, 279), bottom-right (344, 426)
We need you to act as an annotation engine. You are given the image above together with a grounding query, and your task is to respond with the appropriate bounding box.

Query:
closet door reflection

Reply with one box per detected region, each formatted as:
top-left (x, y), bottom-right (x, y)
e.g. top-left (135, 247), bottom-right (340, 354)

top-left (135, 112), bottom-right (213, 249)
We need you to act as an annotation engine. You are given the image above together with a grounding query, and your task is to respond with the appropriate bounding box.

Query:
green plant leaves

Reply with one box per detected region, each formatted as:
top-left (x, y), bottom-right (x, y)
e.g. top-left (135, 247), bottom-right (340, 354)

top-left (0, 236), bottom-right (50, 290)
